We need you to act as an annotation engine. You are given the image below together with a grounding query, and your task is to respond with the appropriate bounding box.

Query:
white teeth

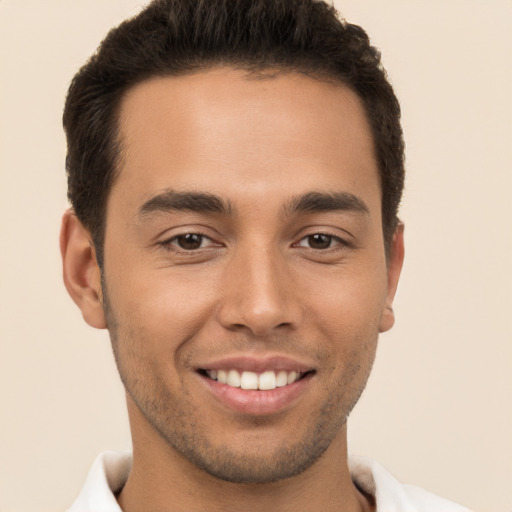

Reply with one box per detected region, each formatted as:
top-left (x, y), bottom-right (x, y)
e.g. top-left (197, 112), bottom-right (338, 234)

top-left (227, 369), bottom-right (241, 388)
top-left (258, 371), bottom-right (277, 390)
top-left (276, 370), bottom-right (288, 387)
top-left (287, 371), bottom-right (298, 385)
top-left (206, 369), bottom-right (303, 390)
top-left (240, 371), bottom-right (259, 390)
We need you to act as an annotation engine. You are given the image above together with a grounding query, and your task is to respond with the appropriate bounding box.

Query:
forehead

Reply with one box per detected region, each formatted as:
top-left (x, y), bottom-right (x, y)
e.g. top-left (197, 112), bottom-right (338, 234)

top-left (113, 67), bottom-right (379, 213)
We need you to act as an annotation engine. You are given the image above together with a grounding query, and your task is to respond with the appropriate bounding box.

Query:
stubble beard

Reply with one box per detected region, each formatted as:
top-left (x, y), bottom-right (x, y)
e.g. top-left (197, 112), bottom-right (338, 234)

top-left (101, 279), bottom-right (376, 484)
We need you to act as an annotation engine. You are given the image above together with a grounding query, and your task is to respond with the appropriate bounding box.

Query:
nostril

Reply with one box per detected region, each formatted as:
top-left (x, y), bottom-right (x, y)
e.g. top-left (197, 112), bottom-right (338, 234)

top-left (216, 280), bottom-right (302, 336)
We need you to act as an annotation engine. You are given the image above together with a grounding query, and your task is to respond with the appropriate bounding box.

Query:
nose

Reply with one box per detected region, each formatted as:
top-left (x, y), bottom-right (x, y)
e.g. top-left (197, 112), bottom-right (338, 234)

top-left (216, 244), bottom-right (302, 337)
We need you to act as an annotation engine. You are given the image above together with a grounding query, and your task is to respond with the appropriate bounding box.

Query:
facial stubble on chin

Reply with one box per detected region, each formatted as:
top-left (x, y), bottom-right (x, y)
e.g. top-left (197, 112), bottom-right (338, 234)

top-left (100, 278), bottom-right (376, 484)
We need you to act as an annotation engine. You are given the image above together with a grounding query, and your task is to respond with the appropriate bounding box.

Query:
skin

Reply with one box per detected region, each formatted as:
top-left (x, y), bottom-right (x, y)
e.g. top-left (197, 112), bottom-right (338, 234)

top-left (61, 68), bottom-right (404, 512)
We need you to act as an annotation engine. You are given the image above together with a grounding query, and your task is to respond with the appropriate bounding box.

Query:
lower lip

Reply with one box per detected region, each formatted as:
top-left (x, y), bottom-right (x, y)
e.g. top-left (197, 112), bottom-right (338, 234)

top-left (199, 373), bottom-right (314, 415)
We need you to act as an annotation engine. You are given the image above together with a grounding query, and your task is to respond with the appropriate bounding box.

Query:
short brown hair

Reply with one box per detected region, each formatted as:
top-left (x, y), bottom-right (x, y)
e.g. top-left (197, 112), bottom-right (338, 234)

top-left (63, 0), bottom-right (405, 267)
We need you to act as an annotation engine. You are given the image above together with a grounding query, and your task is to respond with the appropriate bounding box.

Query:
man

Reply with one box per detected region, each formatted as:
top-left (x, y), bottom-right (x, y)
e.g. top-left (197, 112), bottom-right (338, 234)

top-left (60, 0), bottom-right (471, 510)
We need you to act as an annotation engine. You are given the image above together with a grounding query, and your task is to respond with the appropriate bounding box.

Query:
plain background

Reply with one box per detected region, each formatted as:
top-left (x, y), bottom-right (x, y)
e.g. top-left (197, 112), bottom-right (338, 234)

top-left (0, 1), bottom-right (511, 510)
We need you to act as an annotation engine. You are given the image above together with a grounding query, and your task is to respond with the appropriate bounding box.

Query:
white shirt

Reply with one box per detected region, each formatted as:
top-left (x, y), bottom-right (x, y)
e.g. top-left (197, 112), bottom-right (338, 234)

top-left (67, 451), bottom-right (472, 512)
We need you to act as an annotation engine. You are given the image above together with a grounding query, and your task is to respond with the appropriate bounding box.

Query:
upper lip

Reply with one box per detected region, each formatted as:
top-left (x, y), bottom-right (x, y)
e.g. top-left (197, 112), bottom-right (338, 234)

top-left (195, 355), bottom-right (315, 374)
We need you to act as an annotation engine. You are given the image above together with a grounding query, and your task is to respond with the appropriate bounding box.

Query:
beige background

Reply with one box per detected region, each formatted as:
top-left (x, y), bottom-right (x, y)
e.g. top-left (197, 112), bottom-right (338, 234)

top-left (1, 1), bottom-right (511, 511)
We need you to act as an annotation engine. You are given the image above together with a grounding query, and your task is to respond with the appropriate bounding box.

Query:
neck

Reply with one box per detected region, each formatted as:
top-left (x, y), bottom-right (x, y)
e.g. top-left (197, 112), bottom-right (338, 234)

top-left (117, 399), bottom-right (374, 512)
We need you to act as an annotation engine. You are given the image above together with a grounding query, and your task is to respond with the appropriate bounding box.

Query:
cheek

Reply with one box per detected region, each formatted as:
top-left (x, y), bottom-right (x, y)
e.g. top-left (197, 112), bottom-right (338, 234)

top-left (105, 267), bottom-right (219, 363)
top-left (300, 268), bottom-right (386, 386)
top-left (304, 265), bottom-right (388, 337)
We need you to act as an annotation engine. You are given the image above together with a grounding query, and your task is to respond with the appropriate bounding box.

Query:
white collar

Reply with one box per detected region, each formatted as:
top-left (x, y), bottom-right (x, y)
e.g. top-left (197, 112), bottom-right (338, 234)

top-left (68, 451), bottom-right (471, 512)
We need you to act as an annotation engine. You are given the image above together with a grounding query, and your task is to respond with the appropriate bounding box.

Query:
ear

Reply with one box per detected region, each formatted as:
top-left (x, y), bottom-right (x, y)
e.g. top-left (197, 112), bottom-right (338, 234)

top-left (60, 210), bottom-right (107, 329)
top-left (379, 223), bottom-right (405, 333)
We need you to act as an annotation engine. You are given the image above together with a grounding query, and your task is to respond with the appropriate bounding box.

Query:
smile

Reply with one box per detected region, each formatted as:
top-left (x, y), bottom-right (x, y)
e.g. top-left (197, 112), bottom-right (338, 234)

top-left (204, 369), bottom-right (303, 390)
top-left (196, 356), bottom-right (315, 414)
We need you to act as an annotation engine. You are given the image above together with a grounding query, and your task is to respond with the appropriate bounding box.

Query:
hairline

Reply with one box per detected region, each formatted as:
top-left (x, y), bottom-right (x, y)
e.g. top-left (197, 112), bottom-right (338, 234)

top-left (94, 63), bottom-right (392, 266)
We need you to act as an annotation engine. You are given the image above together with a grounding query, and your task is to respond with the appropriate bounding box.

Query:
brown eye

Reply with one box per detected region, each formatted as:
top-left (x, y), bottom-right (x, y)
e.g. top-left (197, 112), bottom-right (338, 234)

top-left (306, 234), bottom-right (334, 249)
top-left (175, 233), bottom-right (204, 250)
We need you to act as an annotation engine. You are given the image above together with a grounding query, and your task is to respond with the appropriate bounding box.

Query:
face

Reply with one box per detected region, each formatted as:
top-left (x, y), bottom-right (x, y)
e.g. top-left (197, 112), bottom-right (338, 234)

top-left (97, 68), bottom-right (402, 483)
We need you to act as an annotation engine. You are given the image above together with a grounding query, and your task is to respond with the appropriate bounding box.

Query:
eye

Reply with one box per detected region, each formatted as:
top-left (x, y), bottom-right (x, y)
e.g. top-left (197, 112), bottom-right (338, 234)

top-left (296, 233), bottom-right (342, 250)
top-left (165, 233), bottom-right (215, 251)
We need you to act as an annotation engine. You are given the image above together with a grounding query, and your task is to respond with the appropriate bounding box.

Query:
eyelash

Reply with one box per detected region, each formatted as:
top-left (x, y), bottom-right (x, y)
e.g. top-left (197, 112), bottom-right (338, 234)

top-left (159, 231), bottom-right (349, 254)
top-left (159, 232), bottom-right (218, 252)
top-left (294, 232), bottom-right (348, 251)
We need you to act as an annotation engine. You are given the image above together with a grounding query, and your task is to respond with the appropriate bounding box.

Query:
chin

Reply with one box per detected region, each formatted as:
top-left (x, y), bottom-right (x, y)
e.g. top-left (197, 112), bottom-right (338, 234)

top-left (148, 402), bottom-right (348, 484)
top-left (176, 437), bottom-right (333, 484)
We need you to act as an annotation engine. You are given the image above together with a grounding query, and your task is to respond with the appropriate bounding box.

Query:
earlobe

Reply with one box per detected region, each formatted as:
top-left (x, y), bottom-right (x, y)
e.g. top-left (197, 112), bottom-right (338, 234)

top-left (60, 210), bottom-right (107, 329)
top-left (379, 223), bottom-right (405, 333)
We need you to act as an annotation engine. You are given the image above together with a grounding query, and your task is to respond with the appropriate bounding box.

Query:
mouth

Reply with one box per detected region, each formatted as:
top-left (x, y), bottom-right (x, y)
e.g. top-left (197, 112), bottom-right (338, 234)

top-left (198, 368), bottom-right (312, 391)
top-left (195, 354), bottom-right (317, 414)
top-left (196, 358), bottom-right (316, 415)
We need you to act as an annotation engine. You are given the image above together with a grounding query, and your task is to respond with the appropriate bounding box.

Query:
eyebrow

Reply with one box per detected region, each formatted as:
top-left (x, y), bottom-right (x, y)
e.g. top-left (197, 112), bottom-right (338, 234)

top-left (138, 190), bottom-right (232, 218)
top-left (284, 191), bottom-right (369, 216)
top-left (137, 189), bottom-right (369, 220)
